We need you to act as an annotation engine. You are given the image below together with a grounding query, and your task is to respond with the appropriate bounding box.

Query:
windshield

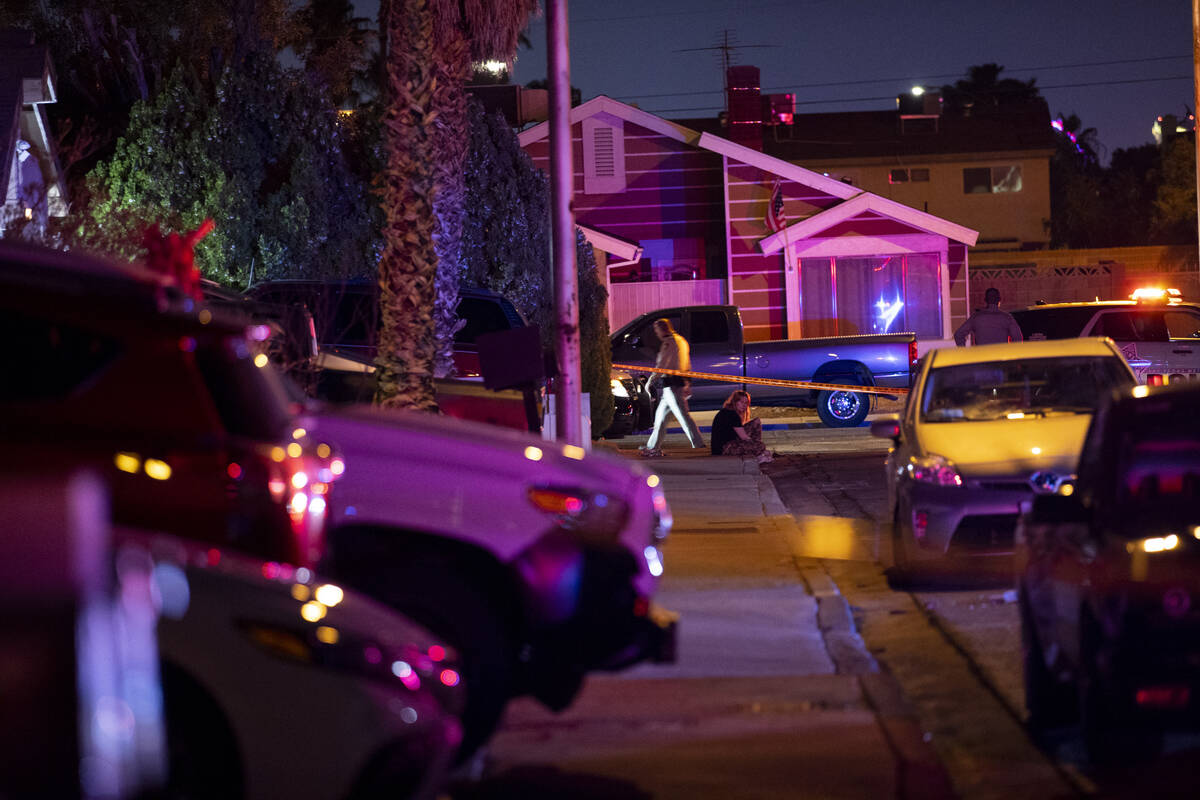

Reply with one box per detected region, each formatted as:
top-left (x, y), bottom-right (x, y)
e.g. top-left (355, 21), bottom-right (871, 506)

top-left (921, 356), bottom-right (1133, 422)
top-left (1118, 438), bottom-right (1200, 529)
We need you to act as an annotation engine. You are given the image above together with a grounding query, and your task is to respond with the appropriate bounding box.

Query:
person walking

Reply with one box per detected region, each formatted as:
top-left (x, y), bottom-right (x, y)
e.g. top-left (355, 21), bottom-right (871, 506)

top-left (954, 287), bottom-right (1023, 346)
top-left (640, 318), bottom-right (705, 457)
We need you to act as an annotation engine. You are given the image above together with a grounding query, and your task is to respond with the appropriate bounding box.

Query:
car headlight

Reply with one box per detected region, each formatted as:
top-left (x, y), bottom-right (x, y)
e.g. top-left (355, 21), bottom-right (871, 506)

top-left (906, 454), bottom-right (964, 487)
top-left (610, 378), bottom-right (630, 398)
top-left (527, 486), bottom-right (630, 540)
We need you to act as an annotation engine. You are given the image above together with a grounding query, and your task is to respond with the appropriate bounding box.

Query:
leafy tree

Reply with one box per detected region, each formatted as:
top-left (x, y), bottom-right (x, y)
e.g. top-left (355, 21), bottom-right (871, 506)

top-left (80, 54), bottom-right (377, 286)
top-left (941, 63), bottom-right (1041, 115)
top-left (1151, 137), bottom-right (1197, 244)
top-left (288, 0), bottom-right (376, 108)
top-left (462, 102), bottom-right (613, 437)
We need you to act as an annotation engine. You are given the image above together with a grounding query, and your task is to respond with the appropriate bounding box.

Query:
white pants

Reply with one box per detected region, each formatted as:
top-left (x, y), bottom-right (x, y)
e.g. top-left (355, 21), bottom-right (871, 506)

top-left (646, 385), bottom-right (704, 449)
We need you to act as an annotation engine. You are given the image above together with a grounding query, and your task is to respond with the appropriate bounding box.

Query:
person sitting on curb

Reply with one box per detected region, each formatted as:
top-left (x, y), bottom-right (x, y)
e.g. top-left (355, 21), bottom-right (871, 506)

top-left (710, 389), bottom-right (772, 464)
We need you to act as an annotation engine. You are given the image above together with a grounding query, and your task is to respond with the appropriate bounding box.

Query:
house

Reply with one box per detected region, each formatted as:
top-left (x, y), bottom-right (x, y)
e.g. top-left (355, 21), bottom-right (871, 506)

top-left (518, 95), bottom-right (978, 343)
top-left (1, 29), bottom-right (67, 239)
top-left (676, 76), bottom-right (1054, 254)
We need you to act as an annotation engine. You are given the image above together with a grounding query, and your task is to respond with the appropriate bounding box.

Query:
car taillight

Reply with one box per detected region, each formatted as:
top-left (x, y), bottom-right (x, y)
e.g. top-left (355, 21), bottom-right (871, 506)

top-left (1148, 374), bottom-right (1166, 386)
top-left (909, 340), bottom-right (919, 368)
top-left (527, 485), bottom-right (630, 540)
top-left (913, 510), bottom-right (928, 542)
top-left (1135, 685), bottom-right (1190, 708)
top-left (258, 436), bottom-right (344, 568)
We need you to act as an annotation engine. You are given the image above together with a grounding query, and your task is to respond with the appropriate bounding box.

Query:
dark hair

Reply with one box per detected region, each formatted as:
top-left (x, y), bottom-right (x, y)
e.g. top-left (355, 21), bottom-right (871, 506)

top-left (984, 287), bottom-right (1001, 305)
top-left (653, 318), bottom-right (675, 334)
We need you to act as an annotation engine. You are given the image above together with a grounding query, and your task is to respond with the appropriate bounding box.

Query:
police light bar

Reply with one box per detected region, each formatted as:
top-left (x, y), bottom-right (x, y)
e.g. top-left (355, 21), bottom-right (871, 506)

top-left (1130, 287), bottom-right (1182, 303)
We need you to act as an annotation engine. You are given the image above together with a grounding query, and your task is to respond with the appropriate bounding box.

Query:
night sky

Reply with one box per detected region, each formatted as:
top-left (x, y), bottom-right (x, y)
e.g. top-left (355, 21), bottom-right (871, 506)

top-left (506, 0), bottom-right (1192, 163)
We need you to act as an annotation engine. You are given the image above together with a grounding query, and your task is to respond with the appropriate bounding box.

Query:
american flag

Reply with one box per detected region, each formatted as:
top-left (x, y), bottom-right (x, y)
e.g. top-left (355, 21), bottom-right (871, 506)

top-left (765, 179), bottom-right (786, 233)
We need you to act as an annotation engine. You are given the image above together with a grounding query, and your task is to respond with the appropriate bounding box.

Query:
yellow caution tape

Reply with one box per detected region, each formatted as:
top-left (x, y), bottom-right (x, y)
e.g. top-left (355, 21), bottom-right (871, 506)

top-left (612, 363), bottom-right (909, 397)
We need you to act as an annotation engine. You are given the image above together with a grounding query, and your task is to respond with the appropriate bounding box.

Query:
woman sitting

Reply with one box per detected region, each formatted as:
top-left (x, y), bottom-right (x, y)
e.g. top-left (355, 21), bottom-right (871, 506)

top-left (710, 390), bottom-right (772, 463)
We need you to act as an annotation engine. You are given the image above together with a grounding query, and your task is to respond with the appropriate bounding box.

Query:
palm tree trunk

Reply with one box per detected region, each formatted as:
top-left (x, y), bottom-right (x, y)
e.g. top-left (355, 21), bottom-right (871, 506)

top-left (429, 24), bottom-right (471, 378)
top-left (375, 0), bottom-right (439, 411)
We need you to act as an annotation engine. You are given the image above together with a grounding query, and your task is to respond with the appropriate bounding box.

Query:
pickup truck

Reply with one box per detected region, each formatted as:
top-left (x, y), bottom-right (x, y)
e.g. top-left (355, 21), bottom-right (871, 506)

top-left (611, 305), bottom-right (918, 427)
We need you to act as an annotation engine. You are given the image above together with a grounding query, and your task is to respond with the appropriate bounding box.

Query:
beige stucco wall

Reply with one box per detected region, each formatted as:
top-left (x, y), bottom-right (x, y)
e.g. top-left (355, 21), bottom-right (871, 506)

top-left (797, 150), bottom-right (1053, 251)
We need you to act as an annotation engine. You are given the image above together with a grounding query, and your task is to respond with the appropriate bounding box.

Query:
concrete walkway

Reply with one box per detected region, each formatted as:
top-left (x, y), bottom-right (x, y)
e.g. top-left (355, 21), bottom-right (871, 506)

top-left (472, 446), bottom-right (954, 799)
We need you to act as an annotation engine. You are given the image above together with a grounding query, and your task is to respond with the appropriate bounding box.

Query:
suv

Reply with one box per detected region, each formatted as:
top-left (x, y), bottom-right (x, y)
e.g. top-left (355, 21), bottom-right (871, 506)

top-left (244, 279), bottom-right (525, 379)
top-left (309, 405), bottom-right (676, 759)
top-left (1011, 288), bottom-right (1200, 385)
top-left (1016, 380), bottom-right (1200, 762)
top-left (0, 241), bottom-right (337, 567)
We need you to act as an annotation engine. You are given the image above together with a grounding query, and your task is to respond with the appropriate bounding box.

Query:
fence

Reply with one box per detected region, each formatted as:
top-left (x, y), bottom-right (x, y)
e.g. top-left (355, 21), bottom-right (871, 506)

top-left (608, 279), bottom-right (727, 330)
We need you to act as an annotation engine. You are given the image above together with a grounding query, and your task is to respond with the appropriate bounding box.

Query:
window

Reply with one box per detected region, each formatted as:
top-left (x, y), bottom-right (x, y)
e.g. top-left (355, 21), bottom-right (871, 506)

top-left (1090, 311), bottom-right (1167, 342)
top-left (888, 168), bottom-right (930, 184)
top-left (1165, 309), bottom-right (1200, 340)
top-left (2, 313), bottom-right (121, 402)
top-left (800, 254), bottom-right (942, 338)
top-left (688, 310), bottom-right (730, 344)
top-left (963, 165), bottom-right (1022, 194)
top-left (1011, 307), bottom-right (1099, 340)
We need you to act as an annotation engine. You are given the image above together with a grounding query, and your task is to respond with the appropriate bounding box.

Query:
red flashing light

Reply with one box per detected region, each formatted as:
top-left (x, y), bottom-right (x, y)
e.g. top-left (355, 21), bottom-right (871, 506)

top-left (1135, 686), bottom-right (1190, 708)
top-left (909, 340), bottom-right (919, 368)
top-left (206, 548), bottom-right (221, 566)
top-left (1148, 374), bottom-right (1166, 387)
top-left (428, 645), bottom-right (446, 662)
top-left (227, 462), bottom-right (243, 480)
top-left (439, 669), bottom-right (460, 687)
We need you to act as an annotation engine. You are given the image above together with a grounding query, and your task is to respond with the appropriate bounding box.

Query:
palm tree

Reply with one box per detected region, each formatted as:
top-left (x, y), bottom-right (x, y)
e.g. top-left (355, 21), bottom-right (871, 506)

top-left (941, 63), bottom-right (1041, 115)
top-left (375, 0), bottom-right (537, 408)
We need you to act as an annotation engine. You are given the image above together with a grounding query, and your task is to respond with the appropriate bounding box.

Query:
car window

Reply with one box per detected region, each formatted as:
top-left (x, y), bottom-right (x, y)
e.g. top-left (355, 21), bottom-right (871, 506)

top-left (1165, 309), bottom-right (1200, 340)
top-left (920, 356), bottom-right (1135, 422)
top-left (1010, 307), bottom-right (1097, 340)
top-left (1118, 432), bottom-right (1200, 529)
top-left (1, 312), bottom-right (121, 402)
top-left (455, 296), bottom-right (517, 343)
top-left (193, 335), bottom-right (292, 439)
top-left (688, 310), bottom-right (730, 344)
top-left (1089, 310), bottom-right (1167, 342)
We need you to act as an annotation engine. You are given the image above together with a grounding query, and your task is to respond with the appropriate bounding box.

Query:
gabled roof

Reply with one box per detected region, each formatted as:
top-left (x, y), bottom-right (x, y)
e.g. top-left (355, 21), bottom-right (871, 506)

top-left (518, 94), bottom-right (979, 247)
top-left (760, 191), bottom-right (979, 250)
top-left (518, 95), bottom-right (701, 147)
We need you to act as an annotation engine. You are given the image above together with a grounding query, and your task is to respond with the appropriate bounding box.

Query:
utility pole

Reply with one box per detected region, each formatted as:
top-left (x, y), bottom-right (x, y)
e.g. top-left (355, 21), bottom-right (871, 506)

top-left (1193, 0), bottom-right (1200, 261)
top-left (547, 0), bottom-right (583, 447)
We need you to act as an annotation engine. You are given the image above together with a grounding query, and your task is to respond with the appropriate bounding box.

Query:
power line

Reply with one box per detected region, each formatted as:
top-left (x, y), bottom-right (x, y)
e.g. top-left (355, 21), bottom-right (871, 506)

top-left (635, 74), bottom-right (1194, 116)
top-left (616, 54), bottom-right (1192, 101)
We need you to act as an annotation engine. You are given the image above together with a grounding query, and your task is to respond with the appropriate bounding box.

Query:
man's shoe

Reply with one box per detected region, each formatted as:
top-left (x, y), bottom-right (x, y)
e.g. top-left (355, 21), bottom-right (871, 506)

top-left (640, 447), bottom-right (664, 458)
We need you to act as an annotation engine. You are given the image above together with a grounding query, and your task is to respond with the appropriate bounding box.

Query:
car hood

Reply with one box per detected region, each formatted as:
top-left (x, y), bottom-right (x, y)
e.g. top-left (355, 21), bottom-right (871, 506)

top-left (917, 414), bottom-right (1093, 477)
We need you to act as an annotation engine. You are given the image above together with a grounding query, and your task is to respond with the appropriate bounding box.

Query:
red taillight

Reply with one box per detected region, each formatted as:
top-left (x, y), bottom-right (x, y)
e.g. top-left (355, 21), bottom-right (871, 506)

top-left (913, 510), bottom-right (928, 542)
top-left (909, 340), bottom-right (919, 368)
top-left (1135, 686), bottom-right (1190, 708)
top-left (1148, 374), bottom-right (1166, 386)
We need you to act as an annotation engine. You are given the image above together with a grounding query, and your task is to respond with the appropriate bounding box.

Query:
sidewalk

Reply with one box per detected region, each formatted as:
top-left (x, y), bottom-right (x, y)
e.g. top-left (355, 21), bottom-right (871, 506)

top-left (482, 445), bottom-right (954, 799)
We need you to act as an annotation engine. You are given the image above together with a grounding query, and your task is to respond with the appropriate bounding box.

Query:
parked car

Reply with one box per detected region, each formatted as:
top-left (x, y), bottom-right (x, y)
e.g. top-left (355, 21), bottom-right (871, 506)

top-left (872, 337), bottom-right (1137, 576)
top-left (0, 240), bottom-right (339, 567)
top-left (1011, 287), bottom-right (1200, 386)
top-left (611, 304), bottom-right (917, 427)
top-left (307, 405), bottom-right (676, 759)
top-left (1015, 380), bottom-right (1200, 763)
top-left (606, 367), bottom-right (654, 436)
top-left (127, 529), bottom-right (464, 799)
top-left (244, 279), bottom-right (526, 380)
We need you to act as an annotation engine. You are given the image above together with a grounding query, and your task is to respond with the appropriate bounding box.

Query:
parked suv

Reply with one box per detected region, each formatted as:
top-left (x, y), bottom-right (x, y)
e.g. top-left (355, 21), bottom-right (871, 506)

top-left (244, 279), bottom-right (525, 379)
top-left (0, 241), bottom-right (338, 567)
top-left (1016, 380), bottom-right (1200, 762)
top-left (1011, 288), bottom-right (1200, 385)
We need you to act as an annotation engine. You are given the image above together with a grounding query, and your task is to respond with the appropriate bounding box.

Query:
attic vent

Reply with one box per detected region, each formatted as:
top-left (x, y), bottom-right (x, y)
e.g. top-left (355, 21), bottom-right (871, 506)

top-left (583, 116), bottom-right (625, 194)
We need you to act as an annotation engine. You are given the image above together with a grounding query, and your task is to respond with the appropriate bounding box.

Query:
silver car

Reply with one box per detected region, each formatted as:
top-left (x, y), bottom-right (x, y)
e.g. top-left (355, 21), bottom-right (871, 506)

top-left (873, 337), bottom-right (1136, 576)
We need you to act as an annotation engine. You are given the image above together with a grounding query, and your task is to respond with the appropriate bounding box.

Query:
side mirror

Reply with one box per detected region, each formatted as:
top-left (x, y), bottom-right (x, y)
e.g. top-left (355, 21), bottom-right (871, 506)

top-left (624, 333), bottom-right (643, 348)
top-left (1029, 492), bottom-right (1087, 525)
top-left (869, 415), bottom-right (901, 440)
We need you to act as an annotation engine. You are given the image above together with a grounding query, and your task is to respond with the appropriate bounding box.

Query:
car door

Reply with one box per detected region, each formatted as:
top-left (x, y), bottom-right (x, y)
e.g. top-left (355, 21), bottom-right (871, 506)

top-left (1162, 307), bottom-right (1200, 383)
top-left (682, 308), bottom-right (742, 406)
top-left (611, 311), bottom-right (683, 374)
top-left (1084, 309), bottom-right (1169, 383)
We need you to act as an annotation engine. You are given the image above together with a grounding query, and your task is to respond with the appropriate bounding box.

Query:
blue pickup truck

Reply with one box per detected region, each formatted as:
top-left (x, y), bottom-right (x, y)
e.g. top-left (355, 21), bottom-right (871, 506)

top-left (610, 305), bottom-right (917, 428)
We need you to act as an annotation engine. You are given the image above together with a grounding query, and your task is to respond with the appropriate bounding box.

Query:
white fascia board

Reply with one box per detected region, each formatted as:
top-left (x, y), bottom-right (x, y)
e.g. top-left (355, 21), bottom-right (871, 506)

top-left (578, 224), bottom-right (643, 261)
top-left (697, 132), bottom-right (859, 200)
top-left (518, 95), bottom-right (700, 147)
top-left (760, 192), bottom-right (979, 254)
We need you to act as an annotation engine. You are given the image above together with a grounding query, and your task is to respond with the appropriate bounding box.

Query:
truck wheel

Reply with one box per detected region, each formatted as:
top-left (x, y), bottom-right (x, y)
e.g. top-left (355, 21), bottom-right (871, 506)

top-left (817, 389), bottom-right (870, 427)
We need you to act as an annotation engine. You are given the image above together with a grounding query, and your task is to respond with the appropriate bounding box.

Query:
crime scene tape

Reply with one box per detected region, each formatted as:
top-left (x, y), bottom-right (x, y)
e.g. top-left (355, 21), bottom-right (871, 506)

top-left (612, 363), bottom-right (909, 397)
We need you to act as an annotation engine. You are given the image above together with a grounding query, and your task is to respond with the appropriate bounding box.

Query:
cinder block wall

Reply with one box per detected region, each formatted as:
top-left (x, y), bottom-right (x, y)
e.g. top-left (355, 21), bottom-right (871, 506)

top-left (968, 245), bottom-right (1200, 311)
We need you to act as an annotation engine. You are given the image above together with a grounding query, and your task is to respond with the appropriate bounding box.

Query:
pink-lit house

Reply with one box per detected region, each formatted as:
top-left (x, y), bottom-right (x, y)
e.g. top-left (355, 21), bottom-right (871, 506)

top-left (518, 95), bottom-right (978, 344)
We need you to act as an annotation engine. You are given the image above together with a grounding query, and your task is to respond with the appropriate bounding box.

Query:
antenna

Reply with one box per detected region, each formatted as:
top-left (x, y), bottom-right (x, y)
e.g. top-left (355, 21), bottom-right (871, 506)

top-left (675, 29), bottom-right (779, 112)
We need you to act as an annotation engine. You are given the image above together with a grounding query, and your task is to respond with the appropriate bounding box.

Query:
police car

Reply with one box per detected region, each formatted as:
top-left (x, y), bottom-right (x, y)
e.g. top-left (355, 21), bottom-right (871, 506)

top-left (1011, 287), bottom-right (1200, 386)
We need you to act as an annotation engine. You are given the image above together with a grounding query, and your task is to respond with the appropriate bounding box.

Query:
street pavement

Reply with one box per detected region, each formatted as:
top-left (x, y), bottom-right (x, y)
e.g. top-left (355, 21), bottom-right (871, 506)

top-left (459, 444), bottom-right (954, 800)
